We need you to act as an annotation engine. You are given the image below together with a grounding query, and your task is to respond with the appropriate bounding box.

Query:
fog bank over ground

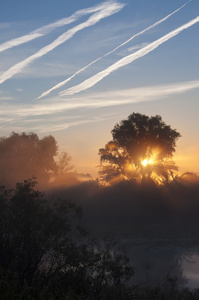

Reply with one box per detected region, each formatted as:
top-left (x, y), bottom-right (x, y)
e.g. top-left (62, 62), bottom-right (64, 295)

top-left (48, 176), bottom-right (199, 240)
top-left (48, 177), bottom-right (199, 288)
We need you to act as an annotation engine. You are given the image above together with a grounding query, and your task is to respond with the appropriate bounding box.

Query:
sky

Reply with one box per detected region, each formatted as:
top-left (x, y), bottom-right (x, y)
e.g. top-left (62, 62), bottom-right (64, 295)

top-left (0, 0), bottom-right (199, 177)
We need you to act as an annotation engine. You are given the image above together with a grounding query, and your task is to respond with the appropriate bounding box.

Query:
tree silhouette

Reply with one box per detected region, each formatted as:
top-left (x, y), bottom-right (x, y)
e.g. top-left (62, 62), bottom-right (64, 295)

top-left (0, 132), bottom-right (76, 188)
top-left (0, 178), bottom-right (134, 298)
top-left (53, 151), bottom-right (78, 186)
top-left (99, 113), bottom-right (181, 184)
top-left (0, 132), bottom-right (58, 187)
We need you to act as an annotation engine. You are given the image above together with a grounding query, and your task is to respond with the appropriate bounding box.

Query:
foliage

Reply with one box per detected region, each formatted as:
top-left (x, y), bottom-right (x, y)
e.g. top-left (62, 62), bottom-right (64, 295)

top-left (53, 151), bottom-right (78, 187)
top-left (0, 132), bottom-right (75, 188)
top-left (99, 113), bottom-right (181, 185)
top-left (0, 178), bottom-right (81, 285)
top-left (0, 178), bottom-right (134, 299)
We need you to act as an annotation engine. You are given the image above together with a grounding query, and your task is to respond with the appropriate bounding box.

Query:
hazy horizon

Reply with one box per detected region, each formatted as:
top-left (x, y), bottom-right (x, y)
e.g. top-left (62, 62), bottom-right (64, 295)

top-left (0, 0), bottom-right (199, 177)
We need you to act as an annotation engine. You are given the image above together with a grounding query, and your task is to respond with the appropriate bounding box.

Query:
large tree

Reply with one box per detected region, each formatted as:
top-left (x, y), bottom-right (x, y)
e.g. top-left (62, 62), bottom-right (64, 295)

top-left (99, 113), bottom-right (181, 184)
top-left (0, 132), bottom-right (58, 187)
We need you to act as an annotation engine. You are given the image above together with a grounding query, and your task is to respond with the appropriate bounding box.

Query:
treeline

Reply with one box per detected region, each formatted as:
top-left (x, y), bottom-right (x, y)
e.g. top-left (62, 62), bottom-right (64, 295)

top-left (50, 176), bottom-right (199, 240)
top-left (0, 132), bottom-right (79, 189)
top-left (1, 179), bottom-right (199, 299)
top-left (0, 178), bottom-right (134, 299)
top-left (1, 131), bottom-right (199, 298)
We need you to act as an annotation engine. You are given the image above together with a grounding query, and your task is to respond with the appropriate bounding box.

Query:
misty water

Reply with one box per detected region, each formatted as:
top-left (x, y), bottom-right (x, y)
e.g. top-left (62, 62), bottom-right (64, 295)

top-left (119, 239), bottom-right (199, 289)
top-left (183, 253), bottom-right (199, 289)
top-left (48, 176), bottom-right (199, 290)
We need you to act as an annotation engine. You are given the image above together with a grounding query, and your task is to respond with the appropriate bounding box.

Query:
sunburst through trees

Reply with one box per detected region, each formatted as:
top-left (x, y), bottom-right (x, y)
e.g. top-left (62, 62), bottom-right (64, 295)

top-left (99, 113), bottom-right (181, 185)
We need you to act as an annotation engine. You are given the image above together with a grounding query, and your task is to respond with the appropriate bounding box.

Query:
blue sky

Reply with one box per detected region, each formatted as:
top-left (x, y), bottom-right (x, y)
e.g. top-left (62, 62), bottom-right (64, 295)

top-left (0, 0), bottom-right (199, 176)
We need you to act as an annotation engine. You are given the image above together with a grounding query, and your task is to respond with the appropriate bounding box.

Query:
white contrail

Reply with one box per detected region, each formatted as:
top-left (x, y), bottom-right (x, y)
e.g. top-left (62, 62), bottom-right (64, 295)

top-left (103, 0), bottom-right (192, 54)
top-left (0, 1), bottom-right (116, 53)
top-left (37, 0), bottom-right (192, 99)
top-left (59, 16), bottom-right (199, 96)
top-left (37, 56), bottom-right (102, 99)
top-left (0, 1), bottom-right (125, 85)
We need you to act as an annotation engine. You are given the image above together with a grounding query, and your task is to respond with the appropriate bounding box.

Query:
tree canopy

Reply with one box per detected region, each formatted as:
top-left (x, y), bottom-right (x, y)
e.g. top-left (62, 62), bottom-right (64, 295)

top-left (0, 178), bottom-right (134, 298)
top-left (0, 132), bottom-right (75, 188)
top-left (99, 113), bottom-right (181, 184)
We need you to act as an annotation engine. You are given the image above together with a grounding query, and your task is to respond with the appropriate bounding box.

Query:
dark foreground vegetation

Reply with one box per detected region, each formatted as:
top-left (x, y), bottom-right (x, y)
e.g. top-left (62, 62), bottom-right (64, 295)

top-left (1, 178), bottom-right (199, 299)
top-left (0, 117), bottom-right (199, 299)
top-left (0, 178), bottom-right (134, 299)
top-left (51, 175), bottom-right (199, 240)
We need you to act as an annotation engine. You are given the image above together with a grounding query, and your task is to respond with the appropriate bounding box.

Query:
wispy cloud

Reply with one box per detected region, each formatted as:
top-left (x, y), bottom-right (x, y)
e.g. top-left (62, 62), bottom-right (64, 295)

top-left (0, 1), bottom-right (117, 53)
top-left (38, 0), bottom-right (191, 99)
top-left (102, 0), bottom-right (192, 54)
top-left (117, 42), bottom-right (149, 56)
top-left (0, 1), bottom-right (125, 85)
top-left (59, 16), bottom-right (199, 96)
top-left (0, 96), bottom-right (14, 101)
top-left (1, 79), bottom-right (199, 132)
top-left (1, 79), bottom-right (199, 119)
top-left (31, 118), bottom-right (106, 133)
top-left (0, 91), bottom-right (14, 101)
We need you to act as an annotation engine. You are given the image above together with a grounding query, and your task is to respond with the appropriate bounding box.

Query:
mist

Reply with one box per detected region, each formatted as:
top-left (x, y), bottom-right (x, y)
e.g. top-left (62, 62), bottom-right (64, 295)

top-left (1, 131), bottom-right (199, 291)
top-left (47, 176), bottom-right (199, 288)
top-left (48, 176), bottom-right (199, 239)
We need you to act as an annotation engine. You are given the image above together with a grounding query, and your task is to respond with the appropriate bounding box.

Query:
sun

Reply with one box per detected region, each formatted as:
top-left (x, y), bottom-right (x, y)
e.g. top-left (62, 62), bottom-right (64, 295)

top-left (141, 159), bottom-right (148, 167)
top-left (141, 158), bottom-right (154, 167)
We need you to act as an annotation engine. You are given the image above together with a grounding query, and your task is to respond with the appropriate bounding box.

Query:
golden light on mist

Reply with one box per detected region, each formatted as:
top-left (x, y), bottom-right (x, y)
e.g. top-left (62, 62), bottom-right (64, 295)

top-left (100, 143), bottom-right (184, 186)
top-left (141, 158), bottom-right (154, 167)
top-left (141, 159), bottom-right (148, 167)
